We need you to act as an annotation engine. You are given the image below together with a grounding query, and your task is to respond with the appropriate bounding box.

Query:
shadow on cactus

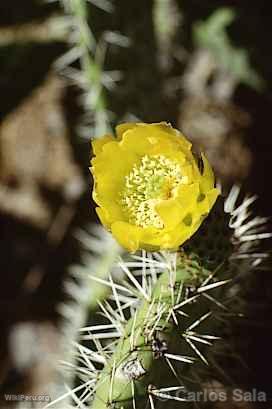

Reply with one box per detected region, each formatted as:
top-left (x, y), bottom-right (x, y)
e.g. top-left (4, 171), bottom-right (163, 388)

top-left (48, 124), bottom-right (271, 409)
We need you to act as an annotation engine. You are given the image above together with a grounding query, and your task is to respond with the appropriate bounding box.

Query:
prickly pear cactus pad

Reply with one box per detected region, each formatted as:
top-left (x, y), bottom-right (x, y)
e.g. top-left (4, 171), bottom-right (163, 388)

top-left (47, 125), bottom-right (270, 409)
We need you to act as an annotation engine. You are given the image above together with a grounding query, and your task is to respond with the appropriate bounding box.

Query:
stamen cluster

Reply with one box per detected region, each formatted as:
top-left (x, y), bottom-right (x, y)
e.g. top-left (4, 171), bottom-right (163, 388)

top-left (121, 155), bottom-right (184, 228)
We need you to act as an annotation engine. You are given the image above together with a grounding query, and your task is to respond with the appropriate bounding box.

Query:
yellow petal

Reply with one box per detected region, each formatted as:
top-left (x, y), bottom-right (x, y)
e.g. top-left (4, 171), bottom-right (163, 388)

top-left (161, 225), bottom-right (193, 249)
top-left (207, 188), bottom-right (220, 209)
top-left (94, 188), bottom-right (125, 223)
top-left (91, 141), bottom-right (139, 225)
top-left (116, 123), bottom-right (137, 139)
top-left (92, 141), bottom-right (137, 177)
top-left (155, 198), bottom-right (185, 229)
top-left (196, 194), bottom-right (210, 216)
top-left (120, 128), bottom-right (154, 156)
top-left (91, 135), bottom-right (115, 155)
top-left (119, 123), bottom-right (192, 158)
top-left (111, 221), bottom-right (142, 252)
top-left (199, 153), bottom-right (215, 192)
top-left (165, 218), bottom-right (202, 249)
top-left (143, 122), bottom-right (192, 151)
top-left (95, 207), bottom-right (111, 229)
top-left (175, 183), bottom-right (199, 208)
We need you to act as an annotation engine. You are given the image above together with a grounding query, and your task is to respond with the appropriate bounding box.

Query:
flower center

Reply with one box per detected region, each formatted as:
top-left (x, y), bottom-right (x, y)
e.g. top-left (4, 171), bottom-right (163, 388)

top-left (121, 155), bottom-right (185, 228)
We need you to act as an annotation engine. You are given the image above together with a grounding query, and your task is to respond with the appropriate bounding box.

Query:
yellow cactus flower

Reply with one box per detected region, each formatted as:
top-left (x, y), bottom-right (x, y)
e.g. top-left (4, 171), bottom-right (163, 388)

top-left (90, 122), bottom-right (219, 252)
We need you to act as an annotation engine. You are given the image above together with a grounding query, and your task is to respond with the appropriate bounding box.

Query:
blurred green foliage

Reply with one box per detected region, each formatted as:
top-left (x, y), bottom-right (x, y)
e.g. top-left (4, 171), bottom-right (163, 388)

top-left (193, 8), bottom-right (263, 90)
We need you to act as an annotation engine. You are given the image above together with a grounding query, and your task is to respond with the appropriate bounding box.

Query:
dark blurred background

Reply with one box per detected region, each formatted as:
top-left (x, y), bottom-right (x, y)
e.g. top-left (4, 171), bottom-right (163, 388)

top-left (0, 1), bottom-right (272, 408)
